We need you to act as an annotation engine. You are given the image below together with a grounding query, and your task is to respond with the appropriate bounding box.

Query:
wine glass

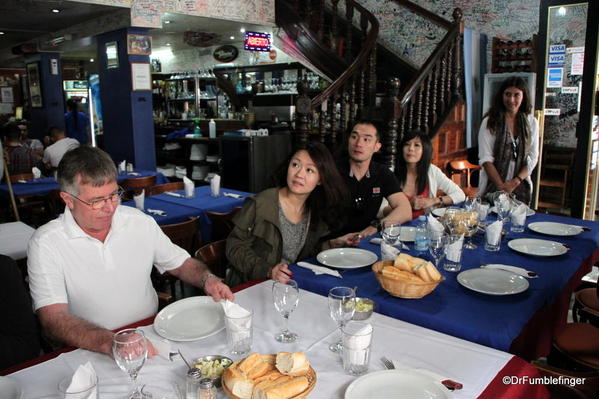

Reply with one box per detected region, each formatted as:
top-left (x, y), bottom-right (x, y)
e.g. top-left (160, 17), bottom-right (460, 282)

top-left (463, 196), bottom-right (480, 211)
top-left (429, 233), bottom-right (447, 268)
top-left (459, 212), bottom-right (479, 249)
top-left (328, 286), bottom-right (356, 352)
top-left (272, 280), bottom-right (300, 343)
top-left (113, 328), bottom-right (147, 399)
top-left (381, 221), bottom-right (401, 247)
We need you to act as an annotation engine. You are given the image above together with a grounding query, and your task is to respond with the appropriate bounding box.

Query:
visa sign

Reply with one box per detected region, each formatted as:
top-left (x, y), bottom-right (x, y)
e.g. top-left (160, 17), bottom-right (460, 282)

top-left (548, 53), bottom-right (565, 66)
top-left (549, 44), bottom-right (566, 54)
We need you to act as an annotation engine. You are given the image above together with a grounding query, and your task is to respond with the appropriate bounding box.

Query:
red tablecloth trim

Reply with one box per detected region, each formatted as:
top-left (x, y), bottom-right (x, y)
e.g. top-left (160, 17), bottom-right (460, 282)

top-left (479, 356), bottom-right (550, 399)
top-left (231, 278), bottom-right (266, 293)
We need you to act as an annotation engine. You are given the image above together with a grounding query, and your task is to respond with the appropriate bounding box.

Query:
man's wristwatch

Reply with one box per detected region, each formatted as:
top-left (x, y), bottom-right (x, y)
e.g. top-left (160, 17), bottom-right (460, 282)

top-left (370, 219), bottom-right (382, 231)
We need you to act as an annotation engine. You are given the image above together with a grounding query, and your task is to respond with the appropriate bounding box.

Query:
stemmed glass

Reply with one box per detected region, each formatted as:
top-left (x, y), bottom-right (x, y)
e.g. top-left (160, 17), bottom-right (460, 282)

top-left (459, 213), bottom-right (479, 249)
top-left (328, 286), bottom-right (356, 352)
top-left (272, 280), bottom-right (300, 343)
top-left (381, 221), bottom-right (401, 248)
top-left (463, 196), bottom-right (480, 211)
top-left (113, 328), bottom-right (148, 399)
top-left (429, 233), bottom-right (447, 269)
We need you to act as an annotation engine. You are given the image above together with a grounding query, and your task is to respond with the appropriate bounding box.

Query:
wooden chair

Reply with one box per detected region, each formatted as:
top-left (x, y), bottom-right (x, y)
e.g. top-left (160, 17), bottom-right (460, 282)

top-left (6, 173), bottom-right (48, 226)
top-left (195, 239), bottom-right (228, 279)
top-left (532, 360), bottom-right (599, 399)
top-left (538, 147), bottom-right (575, 210)
top-left (146, 181), bottom-right (184, 196)
top-left (121, 175), bottom-right (156, 198)
top-left (549, 323), bottom-right (599, 371)
top-left (572, 283), bottom-right (599, 326)
top-left (447, 160), bottom-right (480, 197)
top-left (206, 207), bottom-right (242, 242)
top-left (154, 217), bottom-right (202, 300)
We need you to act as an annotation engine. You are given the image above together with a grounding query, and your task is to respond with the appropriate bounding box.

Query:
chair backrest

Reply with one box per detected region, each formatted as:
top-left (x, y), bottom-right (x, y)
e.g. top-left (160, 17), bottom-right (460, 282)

top-left (146, 181), bottom-right (184, 196)
top-left (207, 207), bottom-right (242, 242)
top-left (447, 160), bottom-right (481, 197)
top-left (532, 360), bottom-right (599, 397)
top-left (195, 239), bottom-right (227, 278)
top-left (122, 175), bottom-right (156, 196)
top-left (9, 173), bottom-right (34, 183)
top-left (160, 216), bottom-right (201, 255)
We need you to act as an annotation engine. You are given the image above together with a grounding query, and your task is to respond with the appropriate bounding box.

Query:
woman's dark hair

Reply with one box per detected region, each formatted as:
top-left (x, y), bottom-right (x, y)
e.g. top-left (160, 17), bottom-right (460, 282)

top-left (275, 142), bottom-right (349, 231)
top-left (395, 130), bottom-right (433, 195)
top-left (484, 76), bottom-right (532, 135)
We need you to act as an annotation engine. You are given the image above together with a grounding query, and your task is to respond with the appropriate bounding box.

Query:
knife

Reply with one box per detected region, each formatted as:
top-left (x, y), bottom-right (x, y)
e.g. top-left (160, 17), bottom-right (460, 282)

top-left (164, 191), bottom-right (184, 197)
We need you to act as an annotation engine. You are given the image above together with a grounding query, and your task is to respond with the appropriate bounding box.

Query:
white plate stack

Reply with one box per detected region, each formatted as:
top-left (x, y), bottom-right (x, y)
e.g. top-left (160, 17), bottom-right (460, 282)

top-left (192, 165), bottom-right (210, 180)
top-left (190, 144), bottom-right (207, 161)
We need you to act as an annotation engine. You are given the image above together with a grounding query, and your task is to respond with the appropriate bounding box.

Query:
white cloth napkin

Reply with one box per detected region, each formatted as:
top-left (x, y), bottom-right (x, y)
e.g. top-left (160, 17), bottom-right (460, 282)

top-left (31, 166), bottom-right (41, 179)
top-left (475, 202), bottom-right (490, 221)
top-left (511, 203), bottom-right (527, 225)
top-left (147, 209), bottom-right (166, 216)
top-left (370, 238), bottom-right (409, 251)
top-left (381, 240), bottom-right (400, 261)
top-left (445, 235), bottom-right (464, 262)
top-left (427, 215), bottom-right (445, 237)
top-left (183, 176), bottom-right (195, 198)
top-left (66, 361), bottom-right (97, 398)
top-left (147, 337), bottom-right (172, 360)
top-left (133, 189), bottom-right (144, 211)
top-left (223, 192), bottom-right (243, 199)
top-left (118, 160), bottom-right (126, 173)
top-left (296, 261), bottom-right (341, 277)
top-left (486, 220), bottom-right (502, 246)
top-left (343, 323), bottom-right (373, 365)
top-left (221, 300), bottom-right (252, 341)
top-left (221, 300), bottom-right (251, 319)
top-left (211, 174), bottom-right (221, 197)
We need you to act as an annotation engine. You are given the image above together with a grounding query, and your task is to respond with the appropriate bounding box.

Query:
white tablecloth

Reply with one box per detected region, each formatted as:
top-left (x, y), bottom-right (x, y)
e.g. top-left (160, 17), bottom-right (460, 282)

top-left (9, 281), bottom-right (513, 398)
top-left (0, 221), bottom-right (35, 260)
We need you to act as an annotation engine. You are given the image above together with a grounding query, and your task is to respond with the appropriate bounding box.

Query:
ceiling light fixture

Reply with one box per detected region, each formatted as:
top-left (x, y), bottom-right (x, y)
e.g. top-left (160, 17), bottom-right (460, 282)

top-left (166, 43), bottom-right (171, 46)
top-left (164, 20), bottom-right (171, 24)
top-left (90, 58), bottom-right (94, 62)
top-left (0, 32), bottom-right (4, 35)
top-left (240, 28), bottom-right (246, 33)
top-left (230, 36), bottom-right (235, 40)
top-left (52, 8), bottom-right (60, 13)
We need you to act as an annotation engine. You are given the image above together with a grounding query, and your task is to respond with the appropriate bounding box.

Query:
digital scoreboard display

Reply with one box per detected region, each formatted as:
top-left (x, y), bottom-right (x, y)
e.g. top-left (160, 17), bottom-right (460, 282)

top-left (244, 31), bottom-right (271, 52)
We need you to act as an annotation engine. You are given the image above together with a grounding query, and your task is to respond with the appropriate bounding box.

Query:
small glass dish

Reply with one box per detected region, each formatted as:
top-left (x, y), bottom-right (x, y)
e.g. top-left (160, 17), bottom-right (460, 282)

top-left (351, 298), bottom-right (376, 321)
top-left (191, 355), bottom-right (233, 387)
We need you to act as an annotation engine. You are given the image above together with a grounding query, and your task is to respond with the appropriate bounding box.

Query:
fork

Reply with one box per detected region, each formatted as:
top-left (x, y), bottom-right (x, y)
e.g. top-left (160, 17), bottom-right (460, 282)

top-left (381, 356), bottom-right (394, 370)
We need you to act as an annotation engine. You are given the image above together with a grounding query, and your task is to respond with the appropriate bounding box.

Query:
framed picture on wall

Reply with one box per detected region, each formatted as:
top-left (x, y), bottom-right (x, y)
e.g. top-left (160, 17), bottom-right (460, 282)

top-left (127, 34), bottom-right (152, 55)
top-left (26, 62), bottom-right (43, 108)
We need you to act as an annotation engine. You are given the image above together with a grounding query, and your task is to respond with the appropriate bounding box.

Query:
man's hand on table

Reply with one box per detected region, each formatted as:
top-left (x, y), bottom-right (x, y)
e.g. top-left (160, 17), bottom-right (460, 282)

top-left (204, 276), bottom-right (235, 301)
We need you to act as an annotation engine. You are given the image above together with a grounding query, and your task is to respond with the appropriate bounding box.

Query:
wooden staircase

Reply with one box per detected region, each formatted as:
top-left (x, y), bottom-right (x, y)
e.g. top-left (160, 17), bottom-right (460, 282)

top-left (276, 0), bottom-right (465, 170)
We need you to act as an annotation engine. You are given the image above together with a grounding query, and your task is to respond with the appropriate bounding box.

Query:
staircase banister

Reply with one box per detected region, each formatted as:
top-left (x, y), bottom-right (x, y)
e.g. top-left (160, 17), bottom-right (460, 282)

top-left (311, 0), bottom-right (379, 107)
top-left (390, 0), bottom-right (451, 29)
top-left (398, 25), bottom-right (459, 109)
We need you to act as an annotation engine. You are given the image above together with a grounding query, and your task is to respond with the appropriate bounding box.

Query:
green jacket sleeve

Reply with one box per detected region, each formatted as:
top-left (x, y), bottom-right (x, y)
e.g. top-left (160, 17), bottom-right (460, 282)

top-left (225, 199), bottom-right (278, 284)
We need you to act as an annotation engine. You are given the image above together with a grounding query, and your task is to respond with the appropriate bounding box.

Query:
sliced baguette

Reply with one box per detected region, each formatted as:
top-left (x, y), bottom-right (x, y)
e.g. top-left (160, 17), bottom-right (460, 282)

top-left (224, 367), bottom-right (254, 399)
top-left (275, 352), bottom-right (309, 376)
top-left (259, 376), bottom-right (310, 399)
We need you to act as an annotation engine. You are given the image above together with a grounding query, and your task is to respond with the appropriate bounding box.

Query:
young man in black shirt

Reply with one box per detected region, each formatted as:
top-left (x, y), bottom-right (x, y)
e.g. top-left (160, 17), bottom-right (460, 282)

top-left (337, 120), bottom-right (412, 238)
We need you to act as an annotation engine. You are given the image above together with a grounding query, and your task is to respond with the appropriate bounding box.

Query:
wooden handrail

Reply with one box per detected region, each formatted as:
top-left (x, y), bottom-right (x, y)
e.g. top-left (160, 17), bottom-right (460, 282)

top-left (310, 0), bottom-right (379, 107)
top-left (390, 0), bottom-right (452, 29)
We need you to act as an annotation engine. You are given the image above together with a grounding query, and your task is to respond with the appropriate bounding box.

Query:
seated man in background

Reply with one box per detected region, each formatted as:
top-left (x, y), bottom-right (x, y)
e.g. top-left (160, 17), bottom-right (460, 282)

top-left (4, 123), bottom-right (40, 175)
top-left (42, 127), bottom-right (79, 170)
top-left (0, 254), bottom-right (41, 370)
top-left (17, 120), bottom-right (44, 153)
top-left (28, 146), bottom-right (234, 355)
top-left (336, 120), bottom-right (412, 238)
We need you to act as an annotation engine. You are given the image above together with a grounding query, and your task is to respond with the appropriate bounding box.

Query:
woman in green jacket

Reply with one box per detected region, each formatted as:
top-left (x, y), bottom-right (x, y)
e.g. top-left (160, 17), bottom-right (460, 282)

top-left (226, 142), bottom-right (353, 286)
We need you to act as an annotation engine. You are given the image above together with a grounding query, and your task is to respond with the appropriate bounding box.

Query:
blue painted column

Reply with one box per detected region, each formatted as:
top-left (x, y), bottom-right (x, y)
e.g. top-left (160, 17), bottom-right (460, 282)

top-left (96, 28), bottom-right (156, 170)
top-left (24, 53), bottom-right (65, 140)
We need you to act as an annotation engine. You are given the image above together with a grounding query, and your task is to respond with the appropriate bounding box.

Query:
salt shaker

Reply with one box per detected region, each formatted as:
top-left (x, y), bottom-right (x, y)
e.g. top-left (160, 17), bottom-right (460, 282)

top-left (199, 378), bottom-right (216, 399)
top-left (186, 368), bottom-right (202, 399)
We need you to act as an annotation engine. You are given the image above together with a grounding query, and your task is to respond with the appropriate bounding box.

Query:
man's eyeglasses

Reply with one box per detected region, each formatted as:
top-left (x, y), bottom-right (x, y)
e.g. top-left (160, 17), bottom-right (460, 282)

top-left (67, 187), bottom-right (124, 210)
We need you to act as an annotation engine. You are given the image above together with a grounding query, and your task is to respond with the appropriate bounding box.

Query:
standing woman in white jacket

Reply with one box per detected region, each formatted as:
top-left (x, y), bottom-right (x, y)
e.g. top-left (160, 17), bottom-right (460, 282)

top-left (477, 76), bottom-right (539, 204)
top-left (395, 130), bottom-right (465, 219)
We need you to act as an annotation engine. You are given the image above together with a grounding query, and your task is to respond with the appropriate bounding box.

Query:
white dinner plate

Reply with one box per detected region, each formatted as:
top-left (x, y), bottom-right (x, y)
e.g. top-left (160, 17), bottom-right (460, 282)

top-left (507, 238), bottom-right (568, 257)
top-left (528, 222), bottom-right (583, 237)
top-left (316, 248), bottom-right (378, 269)
top-left (400, 226), bottom-right (416, 242)
top-left (432, 208), bottom-right (446, 217)
top-left (457, 268), bottom-right (529, 295)
top-left (154, 296), bottom-right (225, 341)
top-left (0, 377), bottom-right (22, 399)
top-left (345, 369), bottom-right (452, 399)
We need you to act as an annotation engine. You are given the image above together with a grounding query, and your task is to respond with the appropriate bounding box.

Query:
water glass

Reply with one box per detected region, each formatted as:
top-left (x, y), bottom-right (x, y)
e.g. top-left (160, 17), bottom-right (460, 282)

top-left (113, 328), bottom-right (147, 399)
top-left (341, 321), bottom-right (373, 376)
top-left (328, 286), bottom-right (356, 352)
top-left (272, 280), bottom-right (299, 343)
top-left (484, 220), bottom-right (503, 251)
top-left (225, 309), bottom-right (253, 355)
top-left (428, 234), bottom-right (447, 268)
top-left (510, 213), bottom-right (526, 232)
top-left (443, 234), bottom-right (464, 272)
top-left (381, 221), bottom-right (401, 247)
top-left (57, 375), bottom-right (98, 398)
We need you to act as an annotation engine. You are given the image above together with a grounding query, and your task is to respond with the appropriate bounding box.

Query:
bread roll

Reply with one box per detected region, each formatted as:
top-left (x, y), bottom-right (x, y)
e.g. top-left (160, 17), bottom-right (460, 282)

top-left (413, 261), bottom-right (442, 282)
top-left (275, 352), bottom-right (309, 376)
top-left (224, 367), bottom-right (254, 399)
top-left (261, 354), bottom-right (276, 365)
top-left (252, 376), bottom-right (292, 399)
top-left (253, 376), bottom-right (309, 399)
top-left (254, 370), bottom-right (284, 383)
top-left (239, 353), bottom-right (262, 374)
top-left (393, 253), bottom-right (418, 271)
top-left (246, 360), bottom-right (275, 379)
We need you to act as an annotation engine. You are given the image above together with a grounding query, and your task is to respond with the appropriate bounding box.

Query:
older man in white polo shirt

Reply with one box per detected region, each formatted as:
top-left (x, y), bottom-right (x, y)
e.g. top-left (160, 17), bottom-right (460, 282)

top-left (27, 146), bottom-right (234, 355)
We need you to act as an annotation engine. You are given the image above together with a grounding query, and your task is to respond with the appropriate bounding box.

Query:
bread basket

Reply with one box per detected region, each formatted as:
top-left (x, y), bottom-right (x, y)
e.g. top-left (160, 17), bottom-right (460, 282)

top-left (372, 260), bottom-right (443, 299)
